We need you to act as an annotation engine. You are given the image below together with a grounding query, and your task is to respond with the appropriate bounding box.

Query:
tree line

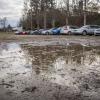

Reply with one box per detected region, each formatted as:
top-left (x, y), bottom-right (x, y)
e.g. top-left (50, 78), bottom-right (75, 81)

top-left (0, 17), bottom-right (12, 32)
top-left (20, 0), bottom-right (100, 30)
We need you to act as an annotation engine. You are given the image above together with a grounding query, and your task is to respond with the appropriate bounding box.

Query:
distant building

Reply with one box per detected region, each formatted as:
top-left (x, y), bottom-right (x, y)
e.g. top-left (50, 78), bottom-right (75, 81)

top-left (12, 27), bottom-right (23, 31)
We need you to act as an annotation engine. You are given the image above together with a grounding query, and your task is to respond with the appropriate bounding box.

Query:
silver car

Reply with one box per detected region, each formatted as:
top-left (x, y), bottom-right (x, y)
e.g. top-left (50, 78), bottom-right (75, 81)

top-left (75, 25), bottom-right (100, 35)
top-left (94, 28), bottom-right (100, 36)
top-left (41, 29), bottom-right (50, 35)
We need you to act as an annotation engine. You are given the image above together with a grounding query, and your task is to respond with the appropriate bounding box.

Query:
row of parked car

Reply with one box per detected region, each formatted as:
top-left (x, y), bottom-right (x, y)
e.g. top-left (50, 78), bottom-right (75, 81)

top-left (15, 25), bottom-right (100, 36)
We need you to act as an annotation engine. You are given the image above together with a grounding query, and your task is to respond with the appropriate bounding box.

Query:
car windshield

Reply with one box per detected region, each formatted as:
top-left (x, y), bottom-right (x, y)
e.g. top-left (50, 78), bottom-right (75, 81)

top-left (80, 26), bottom-right (89, 29)
top-left (90, 25), bottom-right (100, 29)
top-left (52, 28), bottom-right (57, 30)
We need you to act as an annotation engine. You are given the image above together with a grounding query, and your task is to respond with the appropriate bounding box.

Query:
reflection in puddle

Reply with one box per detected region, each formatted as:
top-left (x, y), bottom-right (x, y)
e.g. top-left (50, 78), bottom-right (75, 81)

top-left (0, 42), bottom-right (100, 100)
top-left (0, 43), bottom-right (32, 78)
top-left (21, 43), bottom-right (100, 86)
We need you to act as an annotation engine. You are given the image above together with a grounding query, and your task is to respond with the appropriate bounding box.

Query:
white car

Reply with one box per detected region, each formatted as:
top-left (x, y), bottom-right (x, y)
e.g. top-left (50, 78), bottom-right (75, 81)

top-left (94, 28), bottom-right (100, 35)
top-left (60, 26), bottom-right (78, 35)
top-left (15, 31), bottom-right (22, 35)
top-left (75, 25), bottom-right (100, 35)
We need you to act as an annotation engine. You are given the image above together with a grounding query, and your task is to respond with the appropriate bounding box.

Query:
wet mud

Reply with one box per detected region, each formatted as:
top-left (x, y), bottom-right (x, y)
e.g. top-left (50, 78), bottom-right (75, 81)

top-left (0, 38), bottom-right (100, 100)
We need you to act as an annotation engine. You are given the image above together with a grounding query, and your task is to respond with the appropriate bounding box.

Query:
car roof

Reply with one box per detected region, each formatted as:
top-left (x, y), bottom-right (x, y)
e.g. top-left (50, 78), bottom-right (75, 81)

top-left (63, 25), bottom-right (78, 27)
top-left (84, 25), bottom-right (100, 27)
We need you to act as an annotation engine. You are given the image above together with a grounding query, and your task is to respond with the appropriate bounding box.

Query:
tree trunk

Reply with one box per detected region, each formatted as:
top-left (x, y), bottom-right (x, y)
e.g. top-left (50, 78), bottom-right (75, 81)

top-left (36, 13), bottom-right (40, 29)
top-left (65, 0), bottom-right (69, 26)
top-left (31, 8), bottom-right (33, 30)
top-left (84, 0), bottom-right (87, 25)
top-left (66, 16), bottom-right (68, 26)
top-left (37, 20), bottom-right (40, 29)
top-left (52, 18), bottom-right (55, 28)
top-left (44, 11), bottom-right (47, 29)
top-left (84, 12), bottom-right (86, 25)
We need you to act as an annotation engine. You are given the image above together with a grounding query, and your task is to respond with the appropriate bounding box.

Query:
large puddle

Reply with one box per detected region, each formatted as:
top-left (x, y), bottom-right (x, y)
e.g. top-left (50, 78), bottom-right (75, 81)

top-left (0, 41), bottom-right (100, 100)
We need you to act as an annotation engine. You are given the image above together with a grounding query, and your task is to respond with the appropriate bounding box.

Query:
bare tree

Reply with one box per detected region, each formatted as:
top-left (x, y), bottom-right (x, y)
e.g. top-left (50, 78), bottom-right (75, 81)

top-left (30, 0), bottom-right (40, 29)
top-left (41, 0), bottom-right (48, 29)
top-left (22, 0), bottom-right (29, 29)
top-left (50, 0), bottom-right (56, 28)
top-left (84, 0), bottom-right (87, 25)
top-left (21, 0), bottom-right (100, 28)
top-left (83, 0), bottom-right (99, 25)
top-left (63, 0), bottom-right (70, 25)
top-left (0, 17), bottom-right (7, 31)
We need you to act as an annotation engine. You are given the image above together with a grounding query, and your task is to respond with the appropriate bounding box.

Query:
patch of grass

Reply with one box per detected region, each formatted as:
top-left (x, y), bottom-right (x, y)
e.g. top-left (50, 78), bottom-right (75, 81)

top-left (0, 32), bottom-right (99, 43)
top-left (0, 32), bottom-right (14, 41)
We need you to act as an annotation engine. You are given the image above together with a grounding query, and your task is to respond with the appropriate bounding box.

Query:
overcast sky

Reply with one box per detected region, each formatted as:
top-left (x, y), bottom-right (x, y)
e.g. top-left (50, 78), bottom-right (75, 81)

top-left (0, 0), bottom-right (24, 26)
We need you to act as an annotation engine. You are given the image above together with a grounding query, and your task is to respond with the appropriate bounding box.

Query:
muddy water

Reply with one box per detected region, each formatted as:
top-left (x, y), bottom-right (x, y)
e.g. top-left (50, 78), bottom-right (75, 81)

top-left (0, 41), bottom-right (100, 100)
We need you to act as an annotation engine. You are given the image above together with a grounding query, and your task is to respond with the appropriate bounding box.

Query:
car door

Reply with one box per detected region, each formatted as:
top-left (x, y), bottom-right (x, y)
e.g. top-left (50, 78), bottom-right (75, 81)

top-left (92, 25), bottom-right (100, 33)
top-left (88, 26), bottom-right (95, 34)
top-left (63, 26), bottom-right (68, 34)
top-left (69, 26), bottom-right (78, 33)
top-left (89, 25), bottom-right (100, 34)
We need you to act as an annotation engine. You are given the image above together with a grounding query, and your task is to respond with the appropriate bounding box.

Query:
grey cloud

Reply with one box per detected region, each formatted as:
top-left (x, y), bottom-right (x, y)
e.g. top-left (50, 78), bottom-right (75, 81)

top-left (0, 0), bottom-right (23, 26)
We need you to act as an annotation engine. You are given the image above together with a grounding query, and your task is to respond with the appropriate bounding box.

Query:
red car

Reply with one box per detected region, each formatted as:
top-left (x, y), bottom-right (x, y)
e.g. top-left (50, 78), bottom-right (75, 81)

top-left (22, 31), bottom-right (28, 35)
top-left (15, 31), bottom-right (28, 35)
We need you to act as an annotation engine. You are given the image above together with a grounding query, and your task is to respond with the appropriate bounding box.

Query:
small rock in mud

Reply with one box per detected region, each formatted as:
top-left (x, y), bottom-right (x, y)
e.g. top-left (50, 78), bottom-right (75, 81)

top-left (9, 80), bottom-right (15, 84)
top-left (19, 50), bottom-right (22, 53)
top-left (60, 74), bottom-right (65, 78)
top-left (22, 86), bottom-right (37, 93)
top-left (6, 91), bottom-right (16, 96)
top-left (71, 68), bottom-right (77, 72)
top-left (82, 84), bottom-right (90, 90)
top-left (15, 73), bottom-right (20, 76)
top-left (22, 72), bottom-right (26, 74)
top-left (1, 79), bottom-right (5, 83)
top-left (24, 65), bottom-right (31, 68)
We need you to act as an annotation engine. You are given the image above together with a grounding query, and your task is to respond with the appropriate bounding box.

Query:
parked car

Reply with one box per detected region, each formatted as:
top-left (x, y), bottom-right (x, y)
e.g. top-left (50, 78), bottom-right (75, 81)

top-left (75, 25), bottom-right (100, 35)
top-left (45, 28), bottom-right (57, 35)
top-left (41, 28), bottom-right (60, 35)
top-left (51, 27), bottom-right (61, 35)
top-left (41, 28), bottom-right (56, 35)
top-left (15, 31), bottom-right (21, 35)
top-left (40, 29), bottom-right (48, 35)
top-left (30, 30), bottom-right (35, 35)
top-left (30, 29), bottom-right (50, 35)
top-left (15, 31), bottom-right (26, 35)
top-left (60, 25), bottom-right (79, 35)
top-left (22, 31), bottom-right (28, 35)
top-left (25, 30), bottom-right (31, 35)
top-left (42, 29), bottom-right (50, 35)
top-left (32, 29), bottom-right (41, 35)
top-left (94, 28), bottom-right (100, 36)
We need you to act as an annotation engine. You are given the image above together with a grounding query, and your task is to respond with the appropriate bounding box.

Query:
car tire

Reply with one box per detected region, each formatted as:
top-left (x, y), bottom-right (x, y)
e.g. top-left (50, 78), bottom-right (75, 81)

top-left (82, 31), bottom-right (87, 35)
top-left (46, 32), bottom-right (49, 35)
top-left (68, 31), bottom-right (71, 35)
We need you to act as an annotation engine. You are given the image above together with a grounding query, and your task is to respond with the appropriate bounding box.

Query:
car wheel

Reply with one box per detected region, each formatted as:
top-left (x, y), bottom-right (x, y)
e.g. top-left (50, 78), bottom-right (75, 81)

top-left (82, 31), bottom-right (87, 35)
top-left (94, 32), bottom-right (96, 36)
top-left (46, 32), bottom-right (49, 35)
top-left (68, 31), bottom-right (71, 35)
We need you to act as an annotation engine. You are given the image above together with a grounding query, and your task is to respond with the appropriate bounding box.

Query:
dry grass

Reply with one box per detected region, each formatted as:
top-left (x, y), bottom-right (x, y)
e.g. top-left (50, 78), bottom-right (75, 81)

top-left (0, 32), bottom-right (13, 39)
top-left (0, 32), bottom-right (99, 43)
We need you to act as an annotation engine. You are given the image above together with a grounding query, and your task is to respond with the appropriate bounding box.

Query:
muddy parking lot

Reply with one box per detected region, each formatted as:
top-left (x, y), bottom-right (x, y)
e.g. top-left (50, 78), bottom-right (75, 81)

top-left (0, 35), bottom-right (100, 100)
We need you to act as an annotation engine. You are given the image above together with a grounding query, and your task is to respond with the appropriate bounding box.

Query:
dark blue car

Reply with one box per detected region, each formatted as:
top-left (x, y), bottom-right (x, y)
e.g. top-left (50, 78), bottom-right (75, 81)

top-left (51, 27), bottom-right (61, 35)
